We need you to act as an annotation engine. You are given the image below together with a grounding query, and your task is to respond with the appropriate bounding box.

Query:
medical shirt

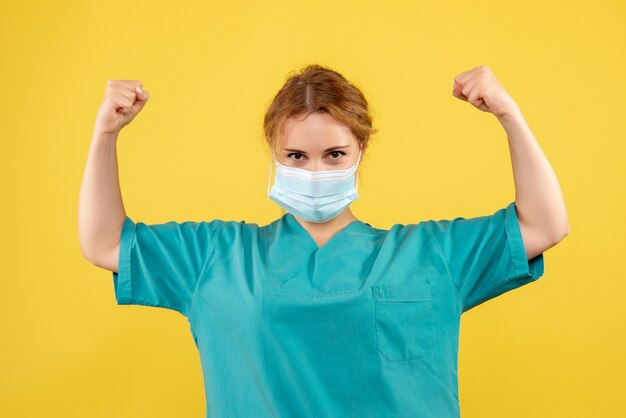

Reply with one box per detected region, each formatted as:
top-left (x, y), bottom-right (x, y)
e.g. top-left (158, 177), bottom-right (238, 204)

top-left (112, 201), bottom-right (544, 418)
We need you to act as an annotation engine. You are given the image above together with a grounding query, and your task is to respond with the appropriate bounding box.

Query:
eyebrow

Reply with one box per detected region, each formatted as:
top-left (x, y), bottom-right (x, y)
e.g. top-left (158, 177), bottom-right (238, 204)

top-left (282, 145), bottom-right (351, 153)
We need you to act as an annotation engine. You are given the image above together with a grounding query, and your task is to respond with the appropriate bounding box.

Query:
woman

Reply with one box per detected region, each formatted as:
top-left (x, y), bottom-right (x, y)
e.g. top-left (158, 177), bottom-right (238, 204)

top-left (78, 64), bottom-right (569, 417)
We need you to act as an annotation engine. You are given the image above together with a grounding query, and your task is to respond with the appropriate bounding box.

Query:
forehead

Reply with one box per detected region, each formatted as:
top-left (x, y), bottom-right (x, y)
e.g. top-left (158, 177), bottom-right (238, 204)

top-left (280, 112), bottom-right (356, 150)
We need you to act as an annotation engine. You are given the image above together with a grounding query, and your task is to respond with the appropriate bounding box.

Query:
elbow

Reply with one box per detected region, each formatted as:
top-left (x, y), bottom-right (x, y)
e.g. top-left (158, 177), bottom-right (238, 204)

top-left (85, 244), bottom-right (120, 273)
top-left (552, 224), bottom-right (570, 245)
top-left (82, 249), bottom-right (104, 268)
top-left (80, 244), bottom-right (96, 265)
top-left (80, 244), bottom-right (113, 271)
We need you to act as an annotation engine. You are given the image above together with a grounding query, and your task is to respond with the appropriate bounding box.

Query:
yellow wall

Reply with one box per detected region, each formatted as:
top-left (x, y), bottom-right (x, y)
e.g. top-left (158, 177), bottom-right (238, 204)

top-left (1, 0), bottom-right (624, 416)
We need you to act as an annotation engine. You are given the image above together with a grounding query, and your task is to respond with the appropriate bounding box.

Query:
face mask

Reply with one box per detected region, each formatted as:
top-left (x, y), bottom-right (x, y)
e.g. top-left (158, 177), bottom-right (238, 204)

top-left (266, 149), bottom-right (362, 223)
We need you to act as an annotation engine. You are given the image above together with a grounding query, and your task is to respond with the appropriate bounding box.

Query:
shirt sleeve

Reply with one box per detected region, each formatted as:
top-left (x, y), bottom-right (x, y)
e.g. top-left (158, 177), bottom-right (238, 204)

top-left (426, 201), bottom-right (545, 312)
top-left (112, 215), bottom-right (223, 317)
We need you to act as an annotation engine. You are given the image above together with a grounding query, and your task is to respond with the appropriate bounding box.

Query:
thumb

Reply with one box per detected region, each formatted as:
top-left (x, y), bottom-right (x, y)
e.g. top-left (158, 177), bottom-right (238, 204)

top-left (132, 87), bottom-right (150, 112)
top-left (135, 86), bottom-right (149, 102)
top-left (452, 87), bottom-right (467, 102)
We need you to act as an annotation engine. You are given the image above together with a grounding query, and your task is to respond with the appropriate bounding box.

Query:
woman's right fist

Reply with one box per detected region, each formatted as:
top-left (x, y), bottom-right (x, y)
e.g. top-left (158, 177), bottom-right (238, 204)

top-left (94, 80), bottom-right (150, 136)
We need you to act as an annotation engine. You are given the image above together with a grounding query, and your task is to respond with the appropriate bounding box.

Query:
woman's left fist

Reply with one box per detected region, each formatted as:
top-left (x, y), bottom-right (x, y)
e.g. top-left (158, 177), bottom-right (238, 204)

top-left (452, 65), bottom-right (519, 118)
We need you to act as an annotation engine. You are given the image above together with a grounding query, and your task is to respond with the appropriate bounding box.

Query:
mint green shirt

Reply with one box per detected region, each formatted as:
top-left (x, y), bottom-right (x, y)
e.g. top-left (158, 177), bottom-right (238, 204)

top-left (112, 201), bottom-right (544, 417)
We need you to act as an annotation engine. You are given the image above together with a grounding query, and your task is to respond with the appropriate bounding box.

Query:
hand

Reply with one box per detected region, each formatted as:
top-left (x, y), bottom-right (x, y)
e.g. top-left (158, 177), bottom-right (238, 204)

top-left (93, 79), bottom-right (150, 136)
top-left (452, 65), bottom-right (520, 118)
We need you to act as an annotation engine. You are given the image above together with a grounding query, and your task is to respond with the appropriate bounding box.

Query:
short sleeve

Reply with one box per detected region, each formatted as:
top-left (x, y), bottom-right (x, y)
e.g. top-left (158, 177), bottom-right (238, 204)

top-left (112, 215), bottom-right (223, 317)
top-left (426, 201), bottom-right (545, 312)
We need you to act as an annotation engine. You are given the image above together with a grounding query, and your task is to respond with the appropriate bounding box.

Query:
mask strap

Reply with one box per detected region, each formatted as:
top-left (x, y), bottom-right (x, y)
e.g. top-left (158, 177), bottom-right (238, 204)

top-left (267, 153), bottom-right (275, 195)
top-left (354, 149), bottom-right (362, 192)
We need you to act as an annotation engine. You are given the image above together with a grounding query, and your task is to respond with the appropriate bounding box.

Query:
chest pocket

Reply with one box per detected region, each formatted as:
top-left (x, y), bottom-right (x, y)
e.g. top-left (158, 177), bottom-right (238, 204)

top-left (371, 282), bottom-right (434, 361)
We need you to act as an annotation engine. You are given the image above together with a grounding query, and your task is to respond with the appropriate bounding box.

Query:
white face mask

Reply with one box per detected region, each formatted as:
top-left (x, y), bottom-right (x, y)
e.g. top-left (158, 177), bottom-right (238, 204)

top-left (266, 150), bottom-right (362, 223)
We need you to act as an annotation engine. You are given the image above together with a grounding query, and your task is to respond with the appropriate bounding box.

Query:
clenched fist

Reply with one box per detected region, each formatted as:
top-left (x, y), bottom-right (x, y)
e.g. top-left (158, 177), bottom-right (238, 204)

top-left (452, 65), bottom-right (520, 119)
top-left (94, 80), bottom-right (150, 136)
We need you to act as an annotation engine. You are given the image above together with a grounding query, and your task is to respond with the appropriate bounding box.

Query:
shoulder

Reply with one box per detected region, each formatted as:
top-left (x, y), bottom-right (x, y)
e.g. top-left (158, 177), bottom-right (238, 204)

top-left (373, 213), bottom-right (488, 252)
top-left (204, 218), bottom-right (261, 237)
top-left (155, 217), bottom-right (262, 242)
top-left (385, 219), bottom-right (434, 241)
top-left (419, 204), bottom-right (514, 239)
top-left (362, 220), bottom-right (435, 251)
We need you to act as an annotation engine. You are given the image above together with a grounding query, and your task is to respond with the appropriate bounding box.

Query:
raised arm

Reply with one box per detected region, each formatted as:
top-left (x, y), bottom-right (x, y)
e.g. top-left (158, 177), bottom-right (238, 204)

top-left (78, 80), bottom-right (150, 271)
top-left (452, 65), bottom-right (570, 260)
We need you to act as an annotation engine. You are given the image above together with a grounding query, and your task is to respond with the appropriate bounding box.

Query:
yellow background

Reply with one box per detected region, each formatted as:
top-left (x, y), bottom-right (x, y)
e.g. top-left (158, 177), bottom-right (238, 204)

top-left (1, 0), bottom-right (624, 416)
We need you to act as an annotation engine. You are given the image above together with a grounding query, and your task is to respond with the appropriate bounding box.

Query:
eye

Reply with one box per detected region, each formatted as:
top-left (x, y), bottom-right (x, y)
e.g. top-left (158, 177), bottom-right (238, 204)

top-left (328, 151), bottom-right (345, 159)
top-left (287, 152), bottom-right (305, 161)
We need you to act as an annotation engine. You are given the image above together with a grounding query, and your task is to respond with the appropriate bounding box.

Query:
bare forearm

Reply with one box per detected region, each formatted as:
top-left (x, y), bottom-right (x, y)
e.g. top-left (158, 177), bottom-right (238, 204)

top-left (78, 131), bottom-right (126, 262)
top-left (498, 108), bottom-right (570, 242)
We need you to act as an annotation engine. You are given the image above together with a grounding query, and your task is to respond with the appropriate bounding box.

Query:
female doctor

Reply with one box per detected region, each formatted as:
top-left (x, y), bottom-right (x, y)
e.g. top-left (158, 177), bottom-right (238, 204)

top-left (78, 64), bottom-right (569, 418)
